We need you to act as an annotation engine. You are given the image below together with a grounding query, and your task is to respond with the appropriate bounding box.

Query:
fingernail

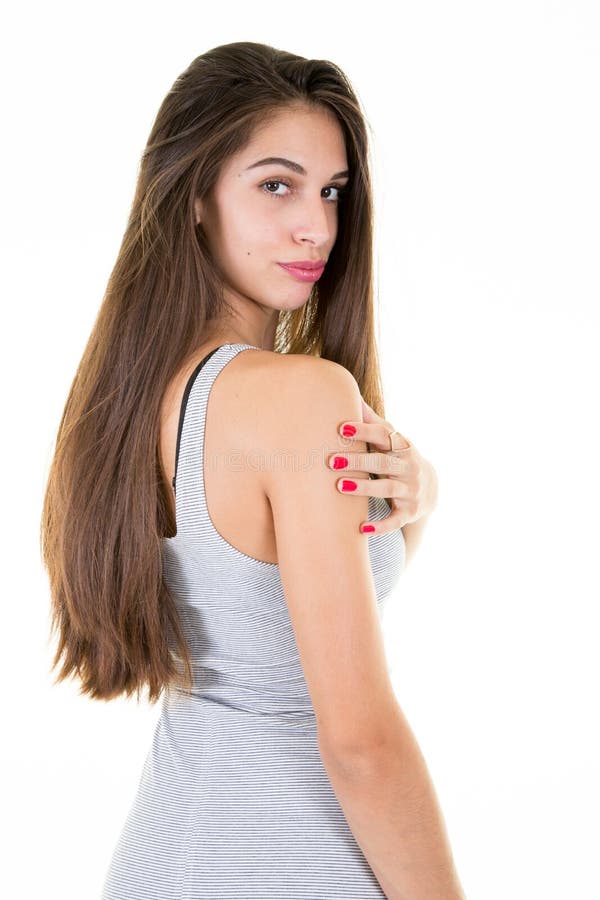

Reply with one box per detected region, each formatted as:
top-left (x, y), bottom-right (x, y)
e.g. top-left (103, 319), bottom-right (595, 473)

top-left (361, 524), bottom-right (375, 533)
top-left (341, 424), bottom-right (356, 437)
top-left (341, 479), bottom-right (357, 491)
top-left (331, 456), bottom-right (348, 469)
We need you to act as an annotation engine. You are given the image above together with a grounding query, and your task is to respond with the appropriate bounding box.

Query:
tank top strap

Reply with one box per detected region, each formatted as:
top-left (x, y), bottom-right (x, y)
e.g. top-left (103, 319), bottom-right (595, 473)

top-left (172, 342), bottom-right (260, 535)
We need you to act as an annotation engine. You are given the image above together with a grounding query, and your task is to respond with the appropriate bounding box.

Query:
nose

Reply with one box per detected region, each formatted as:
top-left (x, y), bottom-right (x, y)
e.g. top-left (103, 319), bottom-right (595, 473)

top-left (291, 193), bottom-right (335, 246)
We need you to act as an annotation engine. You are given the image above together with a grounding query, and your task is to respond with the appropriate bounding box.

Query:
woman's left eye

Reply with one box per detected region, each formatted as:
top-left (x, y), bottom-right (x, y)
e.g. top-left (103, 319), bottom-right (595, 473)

top-left (260, 180), bottom-right (346, 202)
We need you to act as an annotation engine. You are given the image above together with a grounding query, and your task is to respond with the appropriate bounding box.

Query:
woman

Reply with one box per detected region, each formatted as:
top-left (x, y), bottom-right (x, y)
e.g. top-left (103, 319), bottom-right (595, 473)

top-left (41, 41), bottom-right (464, 899)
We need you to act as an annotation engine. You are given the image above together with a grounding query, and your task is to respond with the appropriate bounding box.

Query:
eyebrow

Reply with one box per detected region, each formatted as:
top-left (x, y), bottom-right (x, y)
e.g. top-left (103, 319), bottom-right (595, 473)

top-left (245, 157), bottom-right (350, 180)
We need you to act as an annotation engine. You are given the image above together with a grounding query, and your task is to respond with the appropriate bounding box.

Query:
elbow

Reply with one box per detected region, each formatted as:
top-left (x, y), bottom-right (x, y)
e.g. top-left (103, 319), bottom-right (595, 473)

top-left (318, 716), bottom-right (409, 781)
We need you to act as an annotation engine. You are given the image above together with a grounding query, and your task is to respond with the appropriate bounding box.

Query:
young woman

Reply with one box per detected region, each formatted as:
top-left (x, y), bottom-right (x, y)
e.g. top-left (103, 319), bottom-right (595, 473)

top-left (41, 41), bottom-right (464, 900)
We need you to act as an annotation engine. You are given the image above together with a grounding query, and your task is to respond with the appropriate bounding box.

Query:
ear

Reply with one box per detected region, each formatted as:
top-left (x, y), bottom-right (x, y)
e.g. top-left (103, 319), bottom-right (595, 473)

top-left (193, 196), bottom-right (203, 225)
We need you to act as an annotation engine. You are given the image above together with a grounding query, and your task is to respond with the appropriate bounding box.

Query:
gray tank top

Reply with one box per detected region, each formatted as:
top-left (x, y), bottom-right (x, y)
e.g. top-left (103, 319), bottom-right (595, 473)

top-left (102, 342), bottom-right (406, 898)
top-left (162, 342), bottom-right (405, 703)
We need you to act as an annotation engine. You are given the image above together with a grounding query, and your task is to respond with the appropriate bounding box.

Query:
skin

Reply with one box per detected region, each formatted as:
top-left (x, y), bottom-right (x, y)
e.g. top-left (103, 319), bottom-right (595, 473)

top-left (193, 103), bottom-right (438, 558)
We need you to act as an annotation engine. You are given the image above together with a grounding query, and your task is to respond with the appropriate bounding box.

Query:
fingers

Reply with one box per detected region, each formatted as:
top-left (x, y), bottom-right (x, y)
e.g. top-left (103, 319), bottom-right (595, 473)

top-left (333, 478), bottom-right (417, 535)
top-left (339, 420), bottom-right (411, 453)
top-left (327, 452), bottom-right (409, 476)
top-left (339, 420), bottom-right (392, 449)
top-left (335, 476), bottom-right (408, 500)
top-left (359, 503), bottom-right (413, 534)
top-left (332, 418), bottom-right (417, 537)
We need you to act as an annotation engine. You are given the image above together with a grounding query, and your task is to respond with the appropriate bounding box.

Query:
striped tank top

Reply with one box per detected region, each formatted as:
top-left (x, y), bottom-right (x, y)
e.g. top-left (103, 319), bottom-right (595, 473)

top-left (101, 342), bottom-right (406, 898)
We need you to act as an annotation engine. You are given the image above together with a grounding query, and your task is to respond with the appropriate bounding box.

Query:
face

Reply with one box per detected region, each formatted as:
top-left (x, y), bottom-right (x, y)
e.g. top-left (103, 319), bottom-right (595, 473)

top-left (194, 104), bottom-right (349, 339)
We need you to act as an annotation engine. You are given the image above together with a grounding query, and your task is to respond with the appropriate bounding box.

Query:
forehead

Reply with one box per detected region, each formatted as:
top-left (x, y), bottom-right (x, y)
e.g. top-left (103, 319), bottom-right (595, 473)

top-left (226, 105), bottom-right (348, 177)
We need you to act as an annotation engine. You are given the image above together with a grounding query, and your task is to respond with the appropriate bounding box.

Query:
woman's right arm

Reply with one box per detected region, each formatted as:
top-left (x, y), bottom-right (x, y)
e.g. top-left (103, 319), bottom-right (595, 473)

top-left (257, 354), bottom-right (466, 900)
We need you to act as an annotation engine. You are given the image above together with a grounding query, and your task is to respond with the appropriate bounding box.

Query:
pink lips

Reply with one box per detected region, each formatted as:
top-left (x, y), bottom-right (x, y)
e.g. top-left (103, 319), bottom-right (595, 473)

top-left (278, 262), bottom-right (325, 283)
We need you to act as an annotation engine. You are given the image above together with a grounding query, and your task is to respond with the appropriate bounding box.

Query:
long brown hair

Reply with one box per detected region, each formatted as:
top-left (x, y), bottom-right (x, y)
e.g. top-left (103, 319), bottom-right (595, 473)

top-left (40, 41), bottom-right (387, 704)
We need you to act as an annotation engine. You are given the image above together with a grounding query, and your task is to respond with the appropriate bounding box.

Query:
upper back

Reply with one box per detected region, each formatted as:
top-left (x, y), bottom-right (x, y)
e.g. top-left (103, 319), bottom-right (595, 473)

top-left (159, 343), bottom-right (281, 564)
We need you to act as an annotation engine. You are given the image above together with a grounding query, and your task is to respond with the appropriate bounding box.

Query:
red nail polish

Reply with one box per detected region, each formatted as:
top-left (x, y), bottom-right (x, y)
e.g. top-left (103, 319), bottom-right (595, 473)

top-left (332, 456), bottom-right (348, 469)
top-left (342, 424), bottom-right (356, 437)
top-left (341, 479), bottom-right (357, 491)
top-left (361, 524), bottom-right (375, 533)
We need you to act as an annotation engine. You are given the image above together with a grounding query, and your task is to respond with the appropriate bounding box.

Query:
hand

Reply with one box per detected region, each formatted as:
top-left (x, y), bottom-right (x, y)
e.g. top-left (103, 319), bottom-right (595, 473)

top-left (327, 397), bottom-right (439, 535)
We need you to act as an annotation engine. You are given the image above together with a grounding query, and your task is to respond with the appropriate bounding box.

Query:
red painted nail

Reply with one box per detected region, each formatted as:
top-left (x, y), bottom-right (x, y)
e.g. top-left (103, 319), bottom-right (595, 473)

top-left (332, 456), bottom-right (348, 469)
top-left (341, 479), bottom-right (357, 491)
top-left (342, 424), bottom-right (356, 437)
top-left (361, 524), bottom-right (375, 533)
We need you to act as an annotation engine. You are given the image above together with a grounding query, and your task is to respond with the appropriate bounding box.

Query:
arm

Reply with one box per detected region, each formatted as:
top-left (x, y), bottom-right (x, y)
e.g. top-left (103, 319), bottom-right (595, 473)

top-left (321, 714), bottom-right (466, 900)
top-left (258, 355), bottom-right (465, 900)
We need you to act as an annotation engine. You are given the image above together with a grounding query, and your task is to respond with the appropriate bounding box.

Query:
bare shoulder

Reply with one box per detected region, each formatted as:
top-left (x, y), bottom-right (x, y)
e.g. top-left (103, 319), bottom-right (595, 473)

top-left (238, 349), bottom-right (360, 432)
top-left (234, 349), bottom-right (365, 492)
top-left (241, 347), bottom-right (354, 380)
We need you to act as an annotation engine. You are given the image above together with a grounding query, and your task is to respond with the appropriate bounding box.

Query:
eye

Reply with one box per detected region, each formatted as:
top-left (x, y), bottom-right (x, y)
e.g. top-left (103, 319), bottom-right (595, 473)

top-left (260, 179), bottom-right (292, 199)
top-left (259, 179), bottom-right (348, 202)
top-left (322, 185), bottom-right (347, 202)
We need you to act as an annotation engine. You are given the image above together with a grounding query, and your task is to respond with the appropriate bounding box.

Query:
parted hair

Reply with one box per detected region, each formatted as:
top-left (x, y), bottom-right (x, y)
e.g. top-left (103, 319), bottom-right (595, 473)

top-left (40, 41), bottom-right (387, 704)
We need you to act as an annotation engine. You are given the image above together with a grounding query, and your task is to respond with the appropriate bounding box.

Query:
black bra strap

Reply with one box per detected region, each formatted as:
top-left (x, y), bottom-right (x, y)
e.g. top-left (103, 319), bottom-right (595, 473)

top-left (171, 346), bottom-right (223, 494)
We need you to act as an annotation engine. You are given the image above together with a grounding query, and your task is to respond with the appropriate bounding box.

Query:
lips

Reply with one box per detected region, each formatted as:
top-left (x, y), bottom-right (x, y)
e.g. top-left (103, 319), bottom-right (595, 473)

top-left (279, 259), bottom-right (326, 269)
top-left (278, 262), bottom-right (325, 283)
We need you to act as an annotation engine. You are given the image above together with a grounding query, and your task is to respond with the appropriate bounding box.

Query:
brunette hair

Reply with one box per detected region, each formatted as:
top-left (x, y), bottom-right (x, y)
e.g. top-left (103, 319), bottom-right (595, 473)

top-left (40, 41), bottom-right (387, 704)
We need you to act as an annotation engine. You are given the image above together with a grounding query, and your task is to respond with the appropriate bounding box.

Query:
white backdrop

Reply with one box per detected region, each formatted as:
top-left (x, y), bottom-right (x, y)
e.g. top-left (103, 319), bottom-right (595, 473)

top-left (2, 1), bottom-right (598, 897)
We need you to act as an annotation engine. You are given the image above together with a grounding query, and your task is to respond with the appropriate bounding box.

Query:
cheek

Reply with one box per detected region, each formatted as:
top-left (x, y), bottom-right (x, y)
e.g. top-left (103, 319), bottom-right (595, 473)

top-left (217, 208), bottom-right (252, 257)
top-left (220, 193), bottom-right (288, 265)
top-left (232, 216), bottom-right (282, 261)
top-left (252, 208), bottom-right (290, 252)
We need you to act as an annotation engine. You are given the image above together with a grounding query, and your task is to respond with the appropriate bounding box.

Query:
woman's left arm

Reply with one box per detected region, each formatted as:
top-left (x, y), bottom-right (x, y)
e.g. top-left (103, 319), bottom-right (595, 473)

top-left (326, 398), bottom-right (439, 568)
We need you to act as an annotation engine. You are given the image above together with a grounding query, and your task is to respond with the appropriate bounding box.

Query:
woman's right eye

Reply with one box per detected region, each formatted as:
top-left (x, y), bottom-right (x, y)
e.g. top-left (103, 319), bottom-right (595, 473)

top-left (260, 180), bottom-right (291, 199)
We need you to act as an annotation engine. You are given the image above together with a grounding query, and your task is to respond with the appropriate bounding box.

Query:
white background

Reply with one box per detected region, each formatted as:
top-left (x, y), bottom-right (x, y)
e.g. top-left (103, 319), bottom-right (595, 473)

top-left (2, 1), bottom-right (599, 897)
